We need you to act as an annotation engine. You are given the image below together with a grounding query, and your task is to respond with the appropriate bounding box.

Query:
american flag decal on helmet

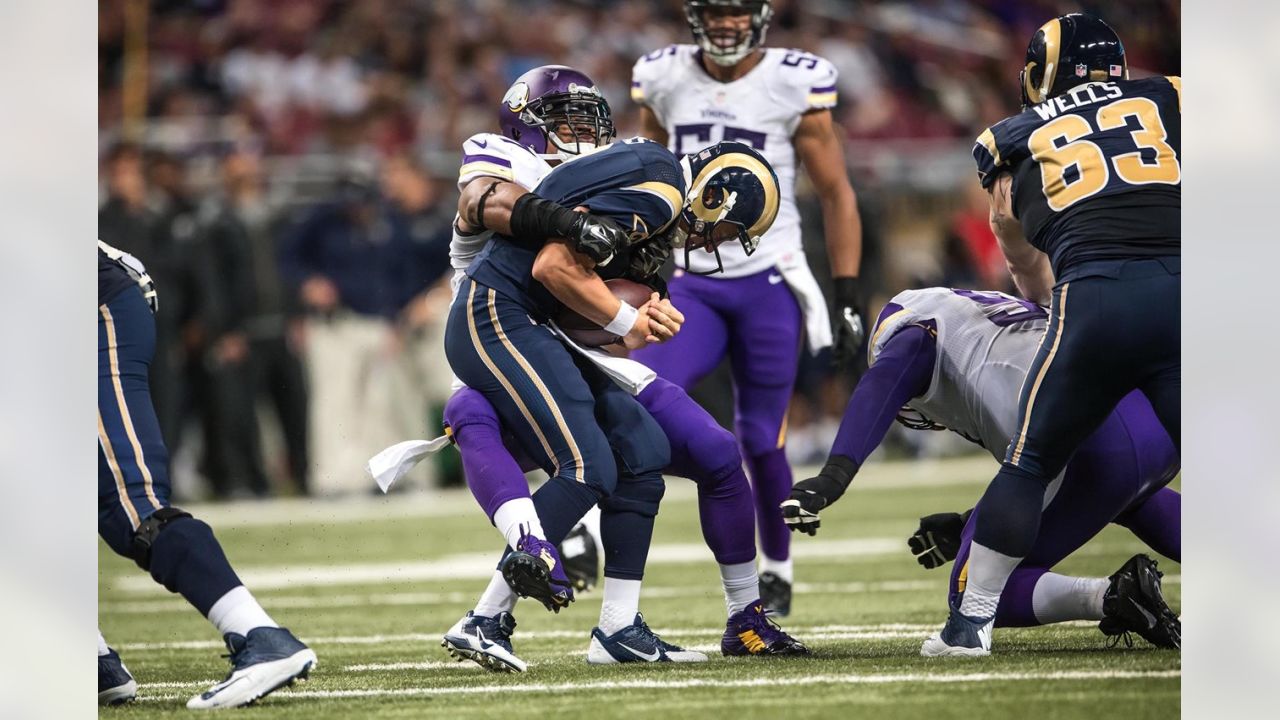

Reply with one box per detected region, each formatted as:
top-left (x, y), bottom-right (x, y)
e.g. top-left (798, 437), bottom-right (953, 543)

top-left (1110, 64), bottom-right (1123, 76)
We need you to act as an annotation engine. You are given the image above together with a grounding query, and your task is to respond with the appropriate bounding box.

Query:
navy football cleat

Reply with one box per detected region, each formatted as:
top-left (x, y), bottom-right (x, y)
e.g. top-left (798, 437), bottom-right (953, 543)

top-left (722, 599), bottom-right (810, 656)
top-left (98, 648), bottom-right (138, 706)
top-left (558, 522), bottom-right (599, 592)
top-left (1099, 554), bottom-right (1181, 649)
top-left (587, 614), bottom-right (708, 664)
top-left (760, 571), bottom-right (792, 617)
top-left (186, 627), bottom-right (316, 709)
top-left (441, 611), bottom-right (527, 672)
top-left (921, 607), bottom-right (993, 657)
top-left (500, 529), bottom-right (575, 612)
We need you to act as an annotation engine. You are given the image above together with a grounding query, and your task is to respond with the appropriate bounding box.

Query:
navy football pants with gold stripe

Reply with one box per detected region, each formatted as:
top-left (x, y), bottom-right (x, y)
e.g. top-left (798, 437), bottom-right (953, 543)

top-left (973, 257), bottom-right (1180, 559)
top-left (445, 278), bottom-right (669, 580)
top-left (99, 286), bottom-right (241, 615)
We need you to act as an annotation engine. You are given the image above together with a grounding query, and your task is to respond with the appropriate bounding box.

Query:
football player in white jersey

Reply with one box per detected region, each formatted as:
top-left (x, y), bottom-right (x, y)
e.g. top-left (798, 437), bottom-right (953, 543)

top-left (630, 0), bottom-right (865, 615)
top-left (780, 288), bottom-right (1181, 649)
top-left (434, 65), bottom-right (807, 672)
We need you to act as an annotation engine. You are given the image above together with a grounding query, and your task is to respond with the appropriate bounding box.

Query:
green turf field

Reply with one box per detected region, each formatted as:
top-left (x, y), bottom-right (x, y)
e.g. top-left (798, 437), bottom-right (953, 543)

top-left (98, 454), bottom-right (1180, 718)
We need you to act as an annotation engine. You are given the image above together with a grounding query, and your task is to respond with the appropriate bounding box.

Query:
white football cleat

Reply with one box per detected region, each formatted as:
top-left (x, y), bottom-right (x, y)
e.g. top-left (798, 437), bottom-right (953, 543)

top-left (921, 608), bottom-right (993, 657)
top-left (187, 627), bottom-right (316, 709)
top-left (441, 611), bottom-right (527, 672)
top-left (586, 613), bottom-right (708, 664)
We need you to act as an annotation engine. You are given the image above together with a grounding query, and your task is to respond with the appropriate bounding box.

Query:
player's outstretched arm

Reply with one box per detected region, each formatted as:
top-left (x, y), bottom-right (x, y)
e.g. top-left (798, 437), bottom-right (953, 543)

top-left (782, 324), bottom-right (936, 535)
top-left (988, 174), bottom-right (1055, 305)
top-left (459, 180), bottom-right (629, 265)
top-left (794, 109), bottom-right (866, 365)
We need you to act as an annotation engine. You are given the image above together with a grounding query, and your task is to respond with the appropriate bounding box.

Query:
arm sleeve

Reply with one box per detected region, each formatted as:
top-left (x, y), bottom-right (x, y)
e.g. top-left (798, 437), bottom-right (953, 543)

top-left (828, 324), bottom-right (937, 467)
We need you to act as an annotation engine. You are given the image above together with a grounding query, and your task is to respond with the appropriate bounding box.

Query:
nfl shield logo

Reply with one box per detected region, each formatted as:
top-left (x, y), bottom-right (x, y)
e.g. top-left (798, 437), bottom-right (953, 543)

top-left (1110, 64), bottom-right (1123, 76)
top-left (1075, 64), bottom-right (1088, 78)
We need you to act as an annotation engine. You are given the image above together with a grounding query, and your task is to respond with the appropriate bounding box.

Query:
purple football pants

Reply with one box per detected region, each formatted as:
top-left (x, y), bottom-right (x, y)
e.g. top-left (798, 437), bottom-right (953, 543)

top-left (950, 391), bottom-right (1182, 627)
top-left (445, 377), bottom-right (758, 566)
top-left (633, 269), bottom-right (803, 564)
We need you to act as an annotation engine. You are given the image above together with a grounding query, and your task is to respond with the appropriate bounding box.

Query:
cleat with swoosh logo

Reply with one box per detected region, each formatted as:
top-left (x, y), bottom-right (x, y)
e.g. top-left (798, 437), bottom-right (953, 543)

top-left (586, 613), bottom-right (708, 665)
top-left (442, 611), bottom-right (527, 672)
top-left (921, 607), bottom-right (993, 658)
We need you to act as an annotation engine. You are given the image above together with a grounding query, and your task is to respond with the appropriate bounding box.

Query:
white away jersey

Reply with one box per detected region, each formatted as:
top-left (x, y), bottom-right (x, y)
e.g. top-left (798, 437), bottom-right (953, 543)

top-left (632, 45), bottom-right (839, 277)
top-left (449, 133), bottom-right (553, 295)
top-left (868, 288), bottom-right (1049, 459)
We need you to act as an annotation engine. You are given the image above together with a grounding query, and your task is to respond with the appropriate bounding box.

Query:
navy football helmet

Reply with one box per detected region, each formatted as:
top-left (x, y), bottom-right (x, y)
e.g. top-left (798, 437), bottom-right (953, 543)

top-left (674, 141), bottom-right (780, 275)
top-left (685, 0), bottom-right (773, 67)
top-left (1020, 13), bottom-right (1128, 109)
top-left (499, 65), bottom-right (616, 160)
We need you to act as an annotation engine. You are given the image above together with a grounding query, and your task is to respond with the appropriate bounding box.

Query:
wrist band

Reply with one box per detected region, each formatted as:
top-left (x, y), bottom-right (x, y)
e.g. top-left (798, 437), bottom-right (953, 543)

top-left (603, 301), bottom-right (639, 337)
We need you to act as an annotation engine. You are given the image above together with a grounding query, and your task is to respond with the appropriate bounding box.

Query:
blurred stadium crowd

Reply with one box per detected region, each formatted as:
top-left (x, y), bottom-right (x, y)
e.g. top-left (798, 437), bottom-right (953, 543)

top-left (98, 0), bottom-right (1180, 499)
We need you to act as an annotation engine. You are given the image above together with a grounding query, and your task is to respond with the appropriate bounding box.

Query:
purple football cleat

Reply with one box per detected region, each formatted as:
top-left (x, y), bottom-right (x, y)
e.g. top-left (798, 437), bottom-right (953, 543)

top-left (722, 600), bottom-right (810, 656)
top-left (500, 527), bottom-right (575, 612)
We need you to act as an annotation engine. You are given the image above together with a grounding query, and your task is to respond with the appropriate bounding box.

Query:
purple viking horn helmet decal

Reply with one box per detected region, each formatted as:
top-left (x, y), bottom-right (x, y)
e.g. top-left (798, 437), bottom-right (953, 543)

top-left (498, 65), bottom-right (616, 158)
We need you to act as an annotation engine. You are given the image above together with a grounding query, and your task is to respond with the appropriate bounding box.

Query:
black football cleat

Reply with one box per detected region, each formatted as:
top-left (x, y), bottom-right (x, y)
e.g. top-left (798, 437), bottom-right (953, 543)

top-left (1099, 554), bottom-right (1181, 649)
top-left (557, 522), bottom-right (599, 592)
top-left (760, 571), bottom-right (792, 617)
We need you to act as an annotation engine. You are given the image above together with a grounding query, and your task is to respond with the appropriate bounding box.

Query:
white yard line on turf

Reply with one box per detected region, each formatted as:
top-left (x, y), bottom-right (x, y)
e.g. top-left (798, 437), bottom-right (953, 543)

top-left (169, 456), bottom-right (994, 529)
top-left (135, 669), bottom-right (1180, 702)
top-left (111, 537), bottom-right (904, 593)
top-left (116, 622), bottom-right (1104, 653)
top-left (103, 579), bottom-right (943, 614)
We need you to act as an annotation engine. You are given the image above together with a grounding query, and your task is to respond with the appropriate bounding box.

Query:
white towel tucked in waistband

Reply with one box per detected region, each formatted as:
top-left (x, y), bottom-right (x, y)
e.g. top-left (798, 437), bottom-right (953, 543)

top-left (775, 250), bottom-right (832, 354)
top-left (548, 321), bottom-right (656, 396)
top-left (366, 437), bottom-right (451, 493)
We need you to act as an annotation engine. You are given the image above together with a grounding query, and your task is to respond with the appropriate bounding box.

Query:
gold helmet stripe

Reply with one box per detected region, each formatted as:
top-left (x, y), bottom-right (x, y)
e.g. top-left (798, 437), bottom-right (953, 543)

top-left (688, 152), bottom-right (779, 238)
top-left (1039, 17), bottom-right (1063, 103)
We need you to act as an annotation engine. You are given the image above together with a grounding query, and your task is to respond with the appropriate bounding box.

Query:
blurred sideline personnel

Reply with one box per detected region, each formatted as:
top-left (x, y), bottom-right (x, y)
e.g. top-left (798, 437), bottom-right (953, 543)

top-left (97, 241), bottom-right (315, 708)
top-left (279, 163), bottom-right (452, 494)
top-left (925, 14), bottom-right (1180, 656)
top-left (631, 0), bottom-right (864, 615)
top-left (781, 288), bottom-right (1180, 648)
top-left (197, 148), bottom-right (310, 496)
top-left (433, 66), bottom-right (805, 672)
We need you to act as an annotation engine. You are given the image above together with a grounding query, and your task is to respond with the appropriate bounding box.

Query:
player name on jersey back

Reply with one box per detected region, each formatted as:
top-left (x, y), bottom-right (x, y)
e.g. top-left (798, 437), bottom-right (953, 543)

top-left (632, 45), bottom-right (838, 277)
top-left (973, 76), bottom-right (1181, 280)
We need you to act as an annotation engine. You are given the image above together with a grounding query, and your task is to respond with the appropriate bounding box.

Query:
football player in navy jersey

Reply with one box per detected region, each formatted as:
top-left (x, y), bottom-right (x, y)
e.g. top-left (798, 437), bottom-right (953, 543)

top-left (443, 129), bottom-right (793, 665)
top-left (429, 66), bottom-right (806, 673)
top-left (97, 242), bottom-right (315, 708)
top-left (922, 13), bottom-right (1181, 657)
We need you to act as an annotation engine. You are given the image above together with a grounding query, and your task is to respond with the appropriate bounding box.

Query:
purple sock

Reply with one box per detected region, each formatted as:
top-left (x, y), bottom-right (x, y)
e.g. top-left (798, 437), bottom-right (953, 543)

top-left (1116, 488), bottom-right (1181, 562)
top-left (746, 448), bottom-right (793, 562)
top-left (445, 388), bottom-right (530, 522)
top-left (638, 378), bottom-right (757, 565)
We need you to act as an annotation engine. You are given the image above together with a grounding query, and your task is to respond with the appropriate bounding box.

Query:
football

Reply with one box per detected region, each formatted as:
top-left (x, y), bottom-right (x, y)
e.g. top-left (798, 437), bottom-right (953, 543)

top-left (555, 278), bottom-right (655, 347)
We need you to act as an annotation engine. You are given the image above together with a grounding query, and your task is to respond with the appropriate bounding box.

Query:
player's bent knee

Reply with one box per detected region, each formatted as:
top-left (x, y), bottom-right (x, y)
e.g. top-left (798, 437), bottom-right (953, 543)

top-left (444, 388), bottom-right (501, 434)
top-left (129, 506), bottom-right (194, 571)
top-left (600, 471), bottom-right (665, 518)
top-left (578, 445), bottom-right (619, 498)
top-left (685, 426), bottom-right (743, 484)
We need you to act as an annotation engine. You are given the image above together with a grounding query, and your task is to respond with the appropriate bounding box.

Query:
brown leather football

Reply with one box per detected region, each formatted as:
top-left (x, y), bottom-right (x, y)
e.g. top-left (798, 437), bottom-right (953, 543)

top-left (555, 278), bottom-right (655, 347)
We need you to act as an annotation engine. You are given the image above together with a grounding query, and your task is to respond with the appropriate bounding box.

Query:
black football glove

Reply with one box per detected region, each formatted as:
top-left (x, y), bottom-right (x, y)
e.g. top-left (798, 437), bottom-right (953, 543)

top-left (780, 456), bottom-right (859, 536)
top-left (907, 508), bottom-right (973, 569)
top-left (566, 212), bottom-right (629, 267)
top-left (627, 237), bottom-right (672, 281)
top-left (831, 277), bottom-right (865, 372)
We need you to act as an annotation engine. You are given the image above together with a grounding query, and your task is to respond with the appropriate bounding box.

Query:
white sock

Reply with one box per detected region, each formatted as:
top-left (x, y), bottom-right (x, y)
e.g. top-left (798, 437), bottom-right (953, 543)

top-left (493, 498), bottom-right (545, 551)
top-left (598, 577), bottom-right (642, 635)
top-left (473, 570), bottom-right (519, 618)
top-left (1031, 573), bottom-right (1108, 624)
top-left (719, 561), bottom-right (759, 616)
top-left (98, 629), bottom-right (110, 657)
top-left (759, 555), bottom-right (793, 584)
top-left (957, 541), bottom-right (1023, 619)
top-left (579, 504), bottom-right (604, 557)
top-left (207, 585), bottom-right (279, 637)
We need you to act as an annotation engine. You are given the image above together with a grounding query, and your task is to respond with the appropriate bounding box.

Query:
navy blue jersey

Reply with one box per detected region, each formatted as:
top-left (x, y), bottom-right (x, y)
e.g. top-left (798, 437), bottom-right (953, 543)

top-left (99, 248), bottom-right (137, 306)
top-left (467, 138), bottom-right (685, 318)
top-left (974, 76), bottom-right (1181, 280)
